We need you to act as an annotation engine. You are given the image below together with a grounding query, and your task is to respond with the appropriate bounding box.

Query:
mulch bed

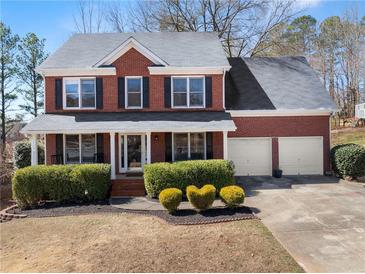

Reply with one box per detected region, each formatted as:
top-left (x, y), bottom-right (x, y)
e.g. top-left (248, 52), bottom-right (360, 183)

top-left (4, 201), bottom-right (257, 225)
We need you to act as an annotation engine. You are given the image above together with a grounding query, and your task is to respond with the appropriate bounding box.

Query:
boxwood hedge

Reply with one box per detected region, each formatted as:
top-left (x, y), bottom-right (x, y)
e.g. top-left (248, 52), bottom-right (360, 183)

top-left (330, 143), bottom-right (365, 179)
top-left (144, 160), bottom-right (235, 198)
top-left (12, 164), bottom-right (111, 208)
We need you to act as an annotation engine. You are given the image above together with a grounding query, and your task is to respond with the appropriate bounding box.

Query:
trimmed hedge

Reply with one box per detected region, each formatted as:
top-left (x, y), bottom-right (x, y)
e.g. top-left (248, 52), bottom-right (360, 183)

top-left (144, 160), bottom-right (235, 198)
top-left (13, 140), bottom-right (45, 168)
top-left (330, 143), bottom-right (365, 179)
top-left (219, 185), bottom-right (245, 208)
top-left (186, 184), bottom-right (216, 211)
top-left (159, 188), bottom-right (182, 213)
top-left (12, 164), bottom-right (111, 208)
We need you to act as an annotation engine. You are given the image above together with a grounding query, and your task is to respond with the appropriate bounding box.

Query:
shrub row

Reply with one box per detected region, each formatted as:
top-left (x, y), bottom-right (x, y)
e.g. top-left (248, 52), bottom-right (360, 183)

top-left (12, 164), bottom-right (111, 208)
top-left (330, 143), bottom-right (365, 179)
top-left (144, 160), bottom-right (235, 198)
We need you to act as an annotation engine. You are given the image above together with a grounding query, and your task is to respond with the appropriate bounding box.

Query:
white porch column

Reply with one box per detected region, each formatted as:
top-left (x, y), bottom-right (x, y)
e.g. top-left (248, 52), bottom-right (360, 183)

top-left (110, 132), bottom-right (116, 180)
top-left (31, 134), bottom-right (38, 166)
top-left (146, 132), bottom-right (151, 164)
top-left (223, 131), bottom-right (228, 160)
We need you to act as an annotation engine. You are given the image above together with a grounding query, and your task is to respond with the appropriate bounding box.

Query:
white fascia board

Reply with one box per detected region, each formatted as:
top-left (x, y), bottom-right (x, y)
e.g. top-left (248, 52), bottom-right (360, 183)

top-left (228, 109), bottom-right (335, 117)
top-left (94, 37), bottom-right (168, 67)
top-left (36, 67), bottom-right (116, 77)
top-left (149, 66), bottom-right (231, 75)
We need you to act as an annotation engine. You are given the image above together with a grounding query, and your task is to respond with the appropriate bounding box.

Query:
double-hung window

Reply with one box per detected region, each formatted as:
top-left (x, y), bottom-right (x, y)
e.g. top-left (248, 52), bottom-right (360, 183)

top-left (126, 76), bottom-right (143, 108)
top-left (64, 78), bottom-right (96, 109)
top-left (172, 76), bottom-right (205, 108)
top-left (64, 134), bottom-right (96, 164)
top-left (172, 132), bottom-right (206, 161)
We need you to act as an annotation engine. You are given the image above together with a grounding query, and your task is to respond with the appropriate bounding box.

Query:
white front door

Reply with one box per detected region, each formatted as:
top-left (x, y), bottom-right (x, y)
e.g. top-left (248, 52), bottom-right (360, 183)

top-left (278, 136), bottom-right (323, 175)
top-left (228, 137), bottom-right (272, 176)
top-left (119, 134), bottom-right (146, 173)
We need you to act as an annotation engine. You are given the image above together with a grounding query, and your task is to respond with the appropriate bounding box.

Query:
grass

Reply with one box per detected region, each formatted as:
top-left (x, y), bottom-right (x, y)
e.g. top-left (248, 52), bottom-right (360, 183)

top-left (331, 128), bottom-right (365, 147)
top-left (0, 213), bottom-right (303, 273)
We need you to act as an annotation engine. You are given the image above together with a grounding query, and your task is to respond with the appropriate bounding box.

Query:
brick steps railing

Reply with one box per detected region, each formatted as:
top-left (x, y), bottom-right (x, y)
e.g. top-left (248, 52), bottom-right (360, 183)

top-left (111, 178), bottom-right (145, 197)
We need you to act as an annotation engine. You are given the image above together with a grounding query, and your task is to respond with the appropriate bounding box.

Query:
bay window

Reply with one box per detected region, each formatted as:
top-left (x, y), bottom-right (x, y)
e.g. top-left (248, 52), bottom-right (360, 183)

top-left (172, 132), bottom-right (206, 161)
top-left (64, 78), bottom-right (96, 109)
top-left (64, 134), bottom-right (96, 164)
top-left (172, 76), bottom-right (205, 108)
top-left (126, 76), bottom-right (142, 108)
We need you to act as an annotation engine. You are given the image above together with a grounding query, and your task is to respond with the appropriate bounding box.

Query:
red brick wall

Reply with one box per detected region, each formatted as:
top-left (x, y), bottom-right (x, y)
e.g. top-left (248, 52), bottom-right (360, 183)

top-left (229, 116), bottom-right (331, 172)
top-left (45, 48), bottom-right (224, 113)
top-left (45, 134), bottom-right (56, 165)
top-left (151, 132), bottom-right (165, 163)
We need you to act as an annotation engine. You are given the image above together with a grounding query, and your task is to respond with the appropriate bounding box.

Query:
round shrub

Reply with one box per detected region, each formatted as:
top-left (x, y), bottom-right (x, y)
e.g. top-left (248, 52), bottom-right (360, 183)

top-left (144, 160), bottom-right (235, 198)
top-left (159, 188), bottom-right (182, 213)
top-left (186, 184), bottom-right (216, 211)
top-left (13, 140), bottom-right (44, 169)
top-left (330, 143), bottom-right (365, 179)
top-left (219, 185), bottom-right (245, 208)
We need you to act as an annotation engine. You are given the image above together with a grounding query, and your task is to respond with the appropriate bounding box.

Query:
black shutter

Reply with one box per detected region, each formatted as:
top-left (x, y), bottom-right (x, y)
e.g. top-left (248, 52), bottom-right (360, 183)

top-left (96, 133), bottom-right (104, 163)
top-left (165, 133), bottom-right (172, 162)
top-left (205, 76), bottom-right (212, 108)
top-left (55, 79), bottom-right (63, 109)
top-left (96, 78), bottom-right (103, 109)
top-left (206, 132), bottom-right (213, 159)
top-left (164, 77), bottom-right (171, 108)
top-left (143, 76), bottom-right (149, 108)
top-left (55, 134), bottom-right (64, 164)
top-left (118, 77), bottom-right (125, 108)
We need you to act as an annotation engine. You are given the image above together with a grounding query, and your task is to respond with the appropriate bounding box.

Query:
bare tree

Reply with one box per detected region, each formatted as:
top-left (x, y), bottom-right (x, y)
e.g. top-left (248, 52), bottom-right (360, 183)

top-left (73, 0), bottom-right (105, 33)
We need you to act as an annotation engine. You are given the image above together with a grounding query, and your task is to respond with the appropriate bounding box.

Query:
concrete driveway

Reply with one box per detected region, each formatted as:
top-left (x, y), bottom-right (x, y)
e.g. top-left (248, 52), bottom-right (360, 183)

top-left (241, 176), bottom-right (365, 273)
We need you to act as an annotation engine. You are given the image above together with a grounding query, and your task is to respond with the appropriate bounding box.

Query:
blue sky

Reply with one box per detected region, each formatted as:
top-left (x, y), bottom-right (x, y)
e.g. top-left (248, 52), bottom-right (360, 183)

top-left (2, 0), bottom-right (365, 54)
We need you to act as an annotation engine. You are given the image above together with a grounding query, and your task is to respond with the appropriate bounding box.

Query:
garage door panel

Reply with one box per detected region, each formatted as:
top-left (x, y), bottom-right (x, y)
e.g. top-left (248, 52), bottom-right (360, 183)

top-left (228, 138), bottom-right (272, 176)
top-left (279, 137), bottom-right (323, 175)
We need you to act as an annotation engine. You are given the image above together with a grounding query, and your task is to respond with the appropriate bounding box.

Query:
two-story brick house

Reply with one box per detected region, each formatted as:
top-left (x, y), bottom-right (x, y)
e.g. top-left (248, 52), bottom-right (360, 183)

top-left (21, 32), bottom-right (337, 196)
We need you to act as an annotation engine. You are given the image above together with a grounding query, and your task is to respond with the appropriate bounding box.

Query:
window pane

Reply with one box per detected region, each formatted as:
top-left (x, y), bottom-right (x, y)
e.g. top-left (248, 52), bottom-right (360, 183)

top-left (173, 78), bottom-right (187, 92)
top-left (65, 135), bottom-right (79, 164)
top-left (81, 134), bottom-right (95, 163)
top-left (66, 94), bottom-right (79, 108)
top-left (173, 93), bottom-right (187, 106)
top-left (81, 79), bottom-right (95, 108)
top-left (127, 78), bottom-right (141, 93)
top-left (65, 81), bottom-right (78, 94)
top-left (190, 133), bottom-right (205, 159)
top-left (128, 93), bottom-right (141, 107)
top-left (127, 135), bottom-right (141, 169)
top-left (190, 78), bottom-right (203, 92)
top-left (190, 93), bottom-right (204, 107)
top-left (174, 133), bottom-right (188, 161)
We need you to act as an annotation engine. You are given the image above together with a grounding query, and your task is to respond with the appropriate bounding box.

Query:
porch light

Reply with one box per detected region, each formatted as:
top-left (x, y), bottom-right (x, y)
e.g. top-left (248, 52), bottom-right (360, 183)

top-left (154, 135), bottom-right (159, 142)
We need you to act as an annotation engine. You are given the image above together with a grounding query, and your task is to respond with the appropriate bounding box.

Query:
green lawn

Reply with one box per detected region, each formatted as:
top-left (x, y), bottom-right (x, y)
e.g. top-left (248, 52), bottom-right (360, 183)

top-left (331, 128), bottom-right (365, 147)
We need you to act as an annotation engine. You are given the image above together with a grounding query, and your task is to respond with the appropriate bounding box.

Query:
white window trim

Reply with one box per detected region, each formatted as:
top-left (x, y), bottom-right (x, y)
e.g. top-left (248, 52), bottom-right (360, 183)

top-left (63, 133), bottom-right (97, 164)
top-left (125, 76), bottom-right (143, 109)
top-left (172, 132), bottom-right (206, 161)
top-left (118, 133), bottom-right (146, 173)
top-left (63, 77), bottom-right (96, 110)
top-left (171, 76), bottom-right (205, 108)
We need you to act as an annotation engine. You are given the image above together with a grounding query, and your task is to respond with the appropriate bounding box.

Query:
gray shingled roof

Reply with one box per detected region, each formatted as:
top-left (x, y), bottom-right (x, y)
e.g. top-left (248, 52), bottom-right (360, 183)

top-left (226, 56), bottom-right (337, 111)
top-left (38, 32), bottom-right (230, 69)
top-left (20, 112), bottom-right (236, 134)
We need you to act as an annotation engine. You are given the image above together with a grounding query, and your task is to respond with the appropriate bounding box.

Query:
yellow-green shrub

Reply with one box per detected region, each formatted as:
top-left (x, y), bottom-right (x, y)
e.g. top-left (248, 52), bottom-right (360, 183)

top-left (186, 184), bottom-right (216, 210)
top-left (159, 188), bottom-right (182, 213)
top-left (219, 185), bottom-right (245, 208)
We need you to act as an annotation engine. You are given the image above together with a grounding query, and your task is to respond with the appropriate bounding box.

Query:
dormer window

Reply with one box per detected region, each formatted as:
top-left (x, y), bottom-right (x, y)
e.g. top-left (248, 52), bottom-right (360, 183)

top-left (63, 77), bottom-right (96, 109)
top-left (125, 76), bottom-right (143, 109)
top-left (172, 76), bottom-right (205, 108)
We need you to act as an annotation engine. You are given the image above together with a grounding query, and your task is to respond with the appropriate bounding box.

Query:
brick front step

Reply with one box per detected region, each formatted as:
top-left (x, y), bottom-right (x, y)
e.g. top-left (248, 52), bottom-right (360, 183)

top-left (111, 178), bottom-right (145, 197)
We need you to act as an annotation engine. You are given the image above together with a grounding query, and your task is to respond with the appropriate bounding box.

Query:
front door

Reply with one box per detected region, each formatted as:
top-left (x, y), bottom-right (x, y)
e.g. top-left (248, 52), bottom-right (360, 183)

top-left (119, 134), bottom-right (145, 173)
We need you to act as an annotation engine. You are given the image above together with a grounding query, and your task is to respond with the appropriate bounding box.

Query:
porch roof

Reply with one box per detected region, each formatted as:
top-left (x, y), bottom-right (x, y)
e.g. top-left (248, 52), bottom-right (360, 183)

top-left (20, 111), bottom-right (236, 134)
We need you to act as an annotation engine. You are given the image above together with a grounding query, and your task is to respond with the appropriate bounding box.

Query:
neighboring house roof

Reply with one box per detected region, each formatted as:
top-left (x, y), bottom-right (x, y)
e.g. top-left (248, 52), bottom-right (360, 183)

top-left (226, 56), bottom-right (337, 111)
top-left (20, 112), bottom-right (236, 134)
top-left (38, 32), bottom-right (230, 70)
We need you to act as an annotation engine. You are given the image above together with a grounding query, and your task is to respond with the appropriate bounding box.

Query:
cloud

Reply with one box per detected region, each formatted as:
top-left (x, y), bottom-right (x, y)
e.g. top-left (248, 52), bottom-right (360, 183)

top-left (295, 0), bottom-right (322, 9)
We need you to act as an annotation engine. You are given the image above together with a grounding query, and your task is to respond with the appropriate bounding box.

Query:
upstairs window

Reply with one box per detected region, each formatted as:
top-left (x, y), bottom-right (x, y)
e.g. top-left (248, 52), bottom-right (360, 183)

top-left (64, 78), bottom-right (96, 109)
top-left (126, 76), bottom-right (143, 108)
top-left (172, 76), bottom-right (205, 108)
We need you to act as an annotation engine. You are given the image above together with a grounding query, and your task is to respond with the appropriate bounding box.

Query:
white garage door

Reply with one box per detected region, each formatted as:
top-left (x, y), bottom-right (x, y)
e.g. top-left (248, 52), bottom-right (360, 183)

top-left (279, 137), bottom-right (323, 175)
top-left (228, 138), bottom-right (272, 176)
